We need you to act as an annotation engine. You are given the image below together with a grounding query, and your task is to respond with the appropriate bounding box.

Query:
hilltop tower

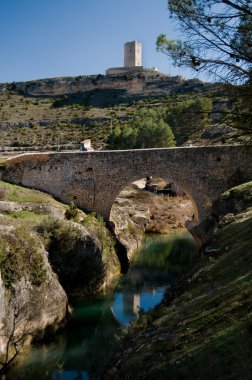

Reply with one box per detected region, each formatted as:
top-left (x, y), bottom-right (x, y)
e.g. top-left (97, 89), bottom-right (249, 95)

top-left (124, 41), bottom-right (142, 67)
top-left (106, 40), bottom-right (157, 75)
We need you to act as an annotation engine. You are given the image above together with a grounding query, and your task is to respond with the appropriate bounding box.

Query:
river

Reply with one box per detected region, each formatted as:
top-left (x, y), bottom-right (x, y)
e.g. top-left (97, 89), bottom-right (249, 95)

top-left (8, 231), bottom-right (198, 380)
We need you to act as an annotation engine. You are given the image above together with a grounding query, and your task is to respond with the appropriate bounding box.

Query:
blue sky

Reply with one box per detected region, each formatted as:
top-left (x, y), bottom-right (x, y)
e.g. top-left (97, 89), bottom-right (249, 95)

top-left (0, 0), bottom-right (197, 83)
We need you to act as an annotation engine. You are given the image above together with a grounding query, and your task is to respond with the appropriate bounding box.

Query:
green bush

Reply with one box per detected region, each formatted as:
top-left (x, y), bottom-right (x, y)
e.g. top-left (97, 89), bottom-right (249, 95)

top-left (165, 96), bottom-right (212, 144)
top-left (0, 228), bottom-right (47, 288)
top-left (65, 202), bottom-right (78, 220)
top-left (0, 243), bottom-right (15, 287)
top-left (107, 108), bottom-right (175, 149)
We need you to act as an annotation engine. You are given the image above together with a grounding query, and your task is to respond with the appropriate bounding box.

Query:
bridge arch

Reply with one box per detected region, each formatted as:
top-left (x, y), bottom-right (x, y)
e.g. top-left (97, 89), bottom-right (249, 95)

top-left (2, 145), bottom-right (252, 236)
top-left (109, 175), bottom-right (196, 235)
top-left (105, 173), bottom-right (199, 224)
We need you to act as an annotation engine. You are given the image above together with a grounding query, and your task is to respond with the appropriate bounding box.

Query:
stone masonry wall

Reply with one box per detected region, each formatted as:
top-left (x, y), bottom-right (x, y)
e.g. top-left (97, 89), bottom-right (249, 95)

top-left (1, 146), bottom-right (252, 227)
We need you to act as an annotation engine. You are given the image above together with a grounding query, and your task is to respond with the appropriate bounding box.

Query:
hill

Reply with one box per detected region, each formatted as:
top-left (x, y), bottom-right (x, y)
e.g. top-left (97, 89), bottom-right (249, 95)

top-left (0, 72), bottom-right (236, 153)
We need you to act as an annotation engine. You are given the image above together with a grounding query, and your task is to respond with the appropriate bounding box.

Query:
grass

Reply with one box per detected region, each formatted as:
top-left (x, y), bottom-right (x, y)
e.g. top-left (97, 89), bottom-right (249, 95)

top-left (104, 184), bottom-right (252, 380)
top-left (5, 210), bottom-right (46, 224)
top-left (0, 180), bottom-right (65, 207)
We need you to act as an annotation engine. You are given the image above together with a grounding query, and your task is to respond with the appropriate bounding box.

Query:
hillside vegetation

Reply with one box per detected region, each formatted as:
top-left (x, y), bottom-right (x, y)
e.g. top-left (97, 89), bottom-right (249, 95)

top-left (0, 73), bottom-right (241, 152)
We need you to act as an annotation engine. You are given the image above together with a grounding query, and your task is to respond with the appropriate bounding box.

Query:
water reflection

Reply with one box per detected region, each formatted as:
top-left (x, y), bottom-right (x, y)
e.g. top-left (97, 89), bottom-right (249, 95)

top-left (53, 370), bottom-right (89, 380)
top-left (112, 288), bottom-right (165, 325)
top-left (111, 232), bottom-right (198, 325)
top-left (9, 232), bottom-right (198, 380)
top-left (9, 298), bottom-right (118, 380)
top-left (137, 233), bottom-right (199, 274)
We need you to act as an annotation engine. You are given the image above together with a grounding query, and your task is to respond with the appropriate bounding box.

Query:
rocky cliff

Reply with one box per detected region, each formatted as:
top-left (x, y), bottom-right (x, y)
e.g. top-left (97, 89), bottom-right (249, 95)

top-left (111, 180), bottom-right (193, 261)
top-left (0, 216), bottom-right (68, 369)
top-left (0, 180), bottom-right (121, 370)
top-left (0, 71), bottom-right (214, 98)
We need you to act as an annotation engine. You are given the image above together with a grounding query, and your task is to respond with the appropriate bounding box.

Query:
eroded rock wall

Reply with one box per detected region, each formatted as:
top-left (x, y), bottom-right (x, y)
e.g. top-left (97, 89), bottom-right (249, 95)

top-left (0, 73), bottom-right (214, 97)
top-left (0, 240), bottom-right (67, 365)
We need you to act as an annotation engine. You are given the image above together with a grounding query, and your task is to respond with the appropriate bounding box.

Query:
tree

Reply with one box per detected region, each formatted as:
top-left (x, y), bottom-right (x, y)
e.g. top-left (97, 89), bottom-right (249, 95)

top-left (225, 75), bottom-right (252, 137)
top-left (157, 1), bottom-right (252, 138)
top-left (107, 124), bottom-right (138, 149)
top-left (107, 108), bottom-right (175, 149)
top-left (133, 108), bottom-right (175, 148)
top-left (0, 298), bottom-right (31, 375)
top-left (157, 0), bottom-right (252, 83)
top-left (166, 97), bottom-right (212, 144)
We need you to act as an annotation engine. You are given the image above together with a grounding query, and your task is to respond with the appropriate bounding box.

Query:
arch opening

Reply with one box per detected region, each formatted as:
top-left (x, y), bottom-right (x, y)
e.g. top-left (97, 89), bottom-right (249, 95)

top-left (109, 177), bottom-right (201, 326)
top-left (109, 175), bottom-right (198, 248)
top-left (109, 175), bottom-right (198, 226)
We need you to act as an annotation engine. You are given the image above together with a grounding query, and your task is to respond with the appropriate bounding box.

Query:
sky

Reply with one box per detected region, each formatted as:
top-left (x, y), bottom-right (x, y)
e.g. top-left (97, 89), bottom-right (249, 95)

top-left (0, 0), bottom-right (198, 83)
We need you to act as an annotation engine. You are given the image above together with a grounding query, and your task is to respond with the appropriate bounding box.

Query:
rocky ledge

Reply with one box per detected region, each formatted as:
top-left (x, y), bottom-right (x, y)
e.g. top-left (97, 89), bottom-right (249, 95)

top-left (111, 180), bottom-right (193, 260)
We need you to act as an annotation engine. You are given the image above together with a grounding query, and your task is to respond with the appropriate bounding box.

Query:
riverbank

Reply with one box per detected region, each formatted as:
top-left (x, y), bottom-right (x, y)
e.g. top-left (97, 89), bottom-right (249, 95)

top-left (2, 177), bottom-right (248, 378)
top-left (0, 180), bottom-right (121, 372)
top-left (0, 176), bottom-right (194, 374)
top-left (8, 231), bottom-right (199, 380)
top-left (103, 182), bottom-right (252, 379)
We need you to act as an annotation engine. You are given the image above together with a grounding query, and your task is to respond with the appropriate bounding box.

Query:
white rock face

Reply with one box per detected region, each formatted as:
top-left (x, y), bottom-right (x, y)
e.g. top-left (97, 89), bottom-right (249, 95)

top-left (0, 242), bottom-right (67, 363)
top-left (0, 272), bottom-right (6, 357)
top-left (111, 192), bottom-right (151, 260)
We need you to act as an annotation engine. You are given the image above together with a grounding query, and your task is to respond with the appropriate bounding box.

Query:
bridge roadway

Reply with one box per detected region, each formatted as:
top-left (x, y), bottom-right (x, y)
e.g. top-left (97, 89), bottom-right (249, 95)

top-left (1, 145), bottom-right (252, 225)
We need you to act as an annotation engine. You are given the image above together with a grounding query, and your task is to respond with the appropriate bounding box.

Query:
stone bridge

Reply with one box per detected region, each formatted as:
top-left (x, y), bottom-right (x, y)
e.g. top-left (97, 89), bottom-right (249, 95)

top-left (1, 145), bottom-right (252, 226)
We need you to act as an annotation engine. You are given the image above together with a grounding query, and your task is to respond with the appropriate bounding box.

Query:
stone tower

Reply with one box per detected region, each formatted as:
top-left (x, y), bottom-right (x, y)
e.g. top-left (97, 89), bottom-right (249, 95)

top-left (124, 41), bottom-right (142, 67)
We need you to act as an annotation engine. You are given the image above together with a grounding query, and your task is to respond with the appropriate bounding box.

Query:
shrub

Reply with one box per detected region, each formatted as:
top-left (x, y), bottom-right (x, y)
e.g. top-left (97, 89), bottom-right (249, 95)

top-left (82, 213), bottom-right (116, 266)
top-left (0, 228), bottom-right (47, 288)
top-left (65, 202), bottom-right (78, 220)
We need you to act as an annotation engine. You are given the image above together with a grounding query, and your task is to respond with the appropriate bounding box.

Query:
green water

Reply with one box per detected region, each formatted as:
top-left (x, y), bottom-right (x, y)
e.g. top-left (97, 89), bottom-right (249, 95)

top-left (8, 232), bottom-right (198, 380)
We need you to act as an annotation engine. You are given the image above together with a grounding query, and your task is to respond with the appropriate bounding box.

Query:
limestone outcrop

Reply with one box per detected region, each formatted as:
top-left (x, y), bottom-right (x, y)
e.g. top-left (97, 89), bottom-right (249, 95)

top-left (0, 180), bottom-right (120, 368)
top-left (0, 73), bottom-right (214, 98)
top-left (41, 217), bottom-right (120, 297)
top-left (111, 194), bottom-right (150, 260)
top-left (187, 181), bottom-right (252, 247)
top-left (0, 225), bottom-right (67, 368)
